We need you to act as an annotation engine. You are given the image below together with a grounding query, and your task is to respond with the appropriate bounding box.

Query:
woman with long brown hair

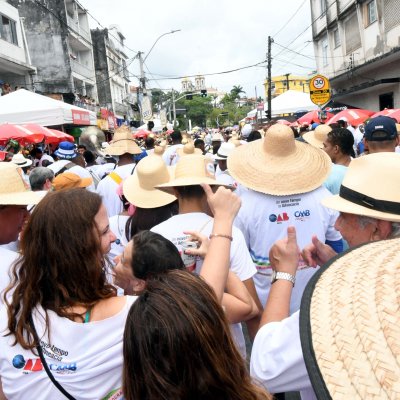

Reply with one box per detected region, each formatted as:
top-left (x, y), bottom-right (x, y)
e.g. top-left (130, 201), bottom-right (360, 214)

top-left (122, 185), bottom-right (271, 400)
top-left (0, 189), bottom-right (134, 400)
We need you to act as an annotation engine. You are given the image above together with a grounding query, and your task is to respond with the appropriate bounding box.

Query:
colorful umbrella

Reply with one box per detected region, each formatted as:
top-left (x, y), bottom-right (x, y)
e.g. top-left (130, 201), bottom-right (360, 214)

top-left (276, 119), bottom-right (291, 126)
top-left (0, 123), bottom-right (44, 144)
top-left (133, 129), bottom-right (150, 139)
top-left (326, 109), bottom-right (375, 126)
top-left (297, 110), bottom-right (334, 125)
top-left (370, 109), bottom-right (400, 123)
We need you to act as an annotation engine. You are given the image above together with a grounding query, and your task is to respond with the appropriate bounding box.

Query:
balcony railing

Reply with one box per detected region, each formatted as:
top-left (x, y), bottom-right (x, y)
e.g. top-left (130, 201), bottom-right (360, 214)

top-left (66, 15), bottom-right (91, 43)
top-left (70, 59), bottom-right (94, 79)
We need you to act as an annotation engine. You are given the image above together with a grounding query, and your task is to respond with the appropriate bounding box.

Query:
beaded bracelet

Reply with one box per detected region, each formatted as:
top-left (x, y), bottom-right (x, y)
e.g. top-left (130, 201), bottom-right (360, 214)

top-left (209, 233), bottom-right (233, 241)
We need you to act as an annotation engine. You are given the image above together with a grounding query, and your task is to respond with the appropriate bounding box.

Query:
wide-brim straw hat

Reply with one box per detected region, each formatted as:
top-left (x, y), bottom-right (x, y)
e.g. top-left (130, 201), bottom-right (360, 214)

top-left (300, 237), bottom-right (400, 399)
top-left (303, 124), bottom-right (332, 149)
top-left (123, 155), bottom-right (177, 208)
top-left (0, 163), bottom-right (42, 205)
top-left (322, 153), bottom-right (400, 222)
top-left (105, 126), bottom-right (142, 156)
top-left (156, 154), bottom-right (231, 194)
top-left (177, 142), bottom-right (202, 157)
top-left (228, 124), bottom-right (331, 196)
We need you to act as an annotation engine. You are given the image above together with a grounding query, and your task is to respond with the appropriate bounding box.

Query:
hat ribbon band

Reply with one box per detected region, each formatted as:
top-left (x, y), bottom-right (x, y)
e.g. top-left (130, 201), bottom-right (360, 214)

top-left (339, 185), bottom-right (400, 215)
top-left (216, 153), bottom-right (227, 159)
top-left (111, 139), bottom-right (135, 144)
top-left (15, 161), bottom-right (28, 165)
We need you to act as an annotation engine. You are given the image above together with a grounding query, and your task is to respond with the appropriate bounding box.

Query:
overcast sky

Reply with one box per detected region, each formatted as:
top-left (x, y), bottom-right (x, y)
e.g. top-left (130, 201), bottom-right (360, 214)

top-left (81, 0), bottom-right (316, 98)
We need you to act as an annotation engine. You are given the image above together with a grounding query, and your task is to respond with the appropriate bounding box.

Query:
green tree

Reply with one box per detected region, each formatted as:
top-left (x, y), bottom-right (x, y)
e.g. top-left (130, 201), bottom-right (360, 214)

top-left (175, 95), bottom-right (213, 128)
top-left (230, 85), bottom-right (245, 100)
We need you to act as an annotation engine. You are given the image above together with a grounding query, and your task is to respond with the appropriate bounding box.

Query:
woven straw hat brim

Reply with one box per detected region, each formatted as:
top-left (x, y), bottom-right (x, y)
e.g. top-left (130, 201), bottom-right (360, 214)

top-left (0, 191), bottom-right (43, 205)
top-left (321, 194), bottom-right (400, 222)
top-left (123, 167), bottom-right (177, 208)
top-left (227, 138), bottom-right (331, 196)
top-left (300, 238), bottom-right (400, 399)
top-left (156, 177), bottom-right (231, 195)
top-left (105, 141), bottom-right (142, 156)
top-left (302, 131), bottom-right (324, 149)
top-left (176, 147), bottom-right (202, 157)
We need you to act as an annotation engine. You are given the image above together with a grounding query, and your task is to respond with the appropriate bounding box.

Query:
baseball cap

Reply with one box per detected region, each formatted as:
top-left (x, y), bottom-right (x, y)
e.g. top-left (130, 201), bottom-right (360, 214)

top-left (364, 116), bottom-right (397, 141)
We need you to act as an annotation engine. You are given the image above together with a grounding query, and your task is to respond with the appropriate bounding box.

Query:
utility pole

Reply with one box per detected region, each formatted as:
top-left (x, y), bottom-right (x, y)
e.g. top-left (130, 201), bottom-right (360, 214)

top-left (172, 89), bottom-right (177, 127)
top-left (267, 36), bottom-right (273, 121)
top-left (284, 73), bottom-right (290, 91)
top-left (138, 51), bottom-right (146, 92)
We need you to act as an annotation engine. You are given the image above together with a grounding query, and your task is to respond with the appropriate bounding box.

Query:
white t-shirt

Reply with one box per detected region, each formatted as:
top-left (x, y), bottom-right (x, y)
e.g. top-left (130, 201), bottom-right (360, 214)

top-left (250, 311), bottom-right (316, 399)
top-left (96, 163), bottom-right (136, 217)
top-left (216, 170), bottom-right (247, 197)
top-left (151, 212), bottom-right (257, 357)
top-left (235, 187), bottom-right (341, 311)
top-left (0, 296), bottom-right (137, 400)
top-left (0, 247), bottom-right (18, 303)
top-left (162, 144), bottom-right (183, 166)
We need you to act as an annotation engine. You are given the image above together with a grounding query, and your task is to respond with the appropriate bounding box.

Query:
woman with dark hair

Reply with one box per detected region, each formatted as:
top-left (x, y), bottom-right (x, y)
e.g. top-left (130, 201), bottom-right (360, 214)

top-left (121, 185), bottom-right (271, 400)
top-left (123, 271), bottom-right (271, 400)
top-left (0, 189), bottom-right (134, 400)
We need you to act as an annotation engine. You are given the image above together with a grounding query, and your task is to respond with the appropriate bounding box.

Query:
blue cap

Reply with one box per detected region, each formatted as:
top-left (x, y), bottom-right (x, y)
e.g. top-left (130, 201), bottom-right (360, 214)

top-left (54, 141), bottom-right (77, 159)
top-left (311, 122), bottom-right (319, 130)
top-left (364, 116), bottom-right (397, 141)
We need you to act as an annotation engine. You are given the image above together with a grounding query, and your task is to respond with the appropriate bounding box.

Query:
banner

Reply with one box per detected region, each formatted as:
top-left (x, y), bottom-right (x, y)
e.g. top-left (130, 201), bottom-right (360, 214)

top-left (72, 110), bottom-right (90, 125)
top-left (141, 96), bottom-right (153, 122)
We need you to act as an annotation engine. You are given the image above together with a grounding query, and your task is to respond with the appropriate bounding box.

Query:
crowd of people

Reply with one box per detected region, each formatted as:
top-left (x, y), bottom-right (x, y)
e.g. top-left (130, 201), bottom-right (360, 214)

top-left (0, 113), bottom-right (399, 400)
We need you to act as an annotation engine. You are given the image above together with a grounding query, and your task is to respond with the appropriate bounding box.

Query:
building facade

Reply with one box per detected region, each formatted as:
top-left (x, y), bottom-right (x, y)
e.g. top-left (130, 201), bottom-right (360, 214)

top-left (310, 0), bottom-right (400, 110)
top-left (8, 0), bottom-right (98, 107)
top-left (91, 26), bottom-right (131, 122)
top-left (263, 74), bottom-right (310, 99)
top-left (0, 0), bottom-right (36, 94)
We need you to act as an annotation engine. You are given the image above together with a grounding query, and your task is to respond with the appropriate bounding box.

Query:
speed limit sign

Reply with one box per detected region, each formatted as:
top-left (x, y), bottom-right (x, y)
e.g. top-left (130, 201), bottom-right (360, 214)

top-left (309, 74), bottom-right (331, 105)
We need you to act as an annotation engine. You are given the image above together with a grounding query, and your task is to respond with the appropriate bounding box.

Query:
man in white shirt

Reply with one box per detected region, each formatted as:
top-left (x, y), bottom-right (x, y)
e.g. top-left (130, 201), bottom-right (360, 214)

top-left (96, 126), bottom-right (142, 217)
top-left (0, 163), bottom-right (42, 297)
top-left (162, 130), bottom-right (184, 166)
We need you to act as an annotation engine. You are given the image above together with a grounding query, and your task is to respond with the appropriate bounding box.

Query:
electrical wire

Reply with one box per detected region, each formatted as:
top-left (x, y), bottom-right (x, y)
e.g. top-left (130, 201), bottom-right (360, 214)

top-left (272, 0), bottom-right (308, 39)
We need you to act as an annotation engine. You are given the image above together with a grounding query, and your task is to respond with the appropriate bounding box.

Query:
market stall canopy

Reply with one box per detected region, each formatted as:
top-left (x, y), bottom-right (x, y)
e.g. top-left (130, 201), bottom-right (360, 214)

top-left (0, 89), bottom-right (96, 126)
top-left (247, 90), bottom-right (319, 118)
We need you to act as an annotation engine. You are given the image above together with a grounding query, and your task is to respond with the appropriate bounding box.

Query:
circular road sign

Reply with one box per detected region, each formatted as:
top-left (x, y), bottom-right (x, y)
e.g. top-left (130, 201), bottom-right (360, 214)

top-left (309, 74), bottom-right (331, 106)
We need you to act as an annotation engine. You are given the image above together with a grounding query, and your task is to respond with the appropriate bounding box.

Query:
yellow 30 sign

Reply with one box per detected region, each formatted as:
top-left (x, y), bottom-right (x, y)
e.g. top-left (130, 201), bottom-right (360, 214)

top-left (309, 74), bottom-right (331, 106)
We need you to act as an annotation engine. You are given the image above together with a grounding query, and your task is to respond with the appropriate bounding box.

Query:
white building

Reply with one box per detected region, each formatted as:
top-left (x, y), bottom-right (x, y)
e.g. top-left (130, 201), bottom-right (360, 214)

top-left (0, 0), bottom-right (36, 94)
top-left (310, 0), bottom-right (400, 110)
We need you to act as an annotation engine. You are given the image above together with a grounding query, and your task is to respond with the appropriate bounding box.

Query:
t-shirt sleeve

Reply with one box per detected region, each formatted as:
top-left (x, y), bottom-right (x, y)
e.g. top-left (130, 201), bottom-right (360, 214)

top-left (229, 227), bottom-right (256, 281)
top-left (250, 311), bottom-right (312, 393)
top-left (325, 208), bottom-right (342, 241)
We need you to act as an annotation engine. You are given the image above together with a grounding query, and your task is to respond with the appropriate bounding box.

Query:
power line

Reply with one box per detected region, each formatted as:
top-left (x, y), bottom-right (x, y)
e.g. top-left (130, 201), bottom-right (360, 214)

top-left (274, 41), bottom-right (346, 60)
top-left (146, 60), bottom-right (267, 81)
top-left (272, 0), bottom-right (307, 39)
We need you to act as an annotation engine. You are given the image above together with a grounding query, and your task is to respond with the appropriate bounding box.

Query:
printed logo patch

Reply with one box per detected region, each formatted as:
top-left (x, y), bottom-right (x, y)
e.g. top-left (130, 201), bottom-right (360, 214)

top-left (269, 213), bottom-right (289, 223)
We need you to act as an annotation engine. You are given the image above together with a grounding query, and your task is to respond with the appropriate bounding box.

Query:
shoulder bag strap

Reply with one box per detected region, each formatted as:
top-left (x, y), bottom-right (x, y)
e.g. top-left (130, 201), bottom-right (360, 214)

top-left (28, 315), bottom-right (76, 400)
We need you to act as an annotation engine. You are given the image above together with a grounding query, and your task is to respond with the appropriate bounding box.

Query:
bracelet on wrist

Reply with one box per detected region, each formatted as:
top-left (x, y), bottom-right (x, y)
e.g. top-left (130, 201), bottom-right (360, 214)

top-left (209, 233), bottom-right (233, 241)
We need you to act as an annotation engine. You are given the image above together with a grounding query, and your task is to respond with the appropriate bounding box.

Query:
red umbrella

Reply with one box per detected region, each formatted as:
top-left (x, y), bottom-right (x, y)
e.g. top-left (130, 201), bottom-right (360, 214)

top-left (276, 119), bottom-right (291, 126)
top-left (297, 110), bottom-right (334, 125)
top-left (326, 109), bottom-right (375, 126)
top-left (133, 129), bottom-right (150, 139)
top-left (370, 109), bottom-right (400, 123)
top-left (20, 124), bottom-right (74, 144)
top-left (47, 129), bottom-right (74, 144)
top-left (0, 123), bottom-right (44, 144)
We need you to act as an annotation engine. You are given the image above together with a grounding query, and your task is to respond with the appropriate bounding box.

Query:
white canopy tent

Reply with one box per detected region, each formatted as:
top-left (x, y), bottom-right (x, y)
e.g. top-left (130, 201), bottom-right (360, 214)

top-left (247, 90), bottom-right (318, 118)
top-left (0, 89), bottom-right (97, 126)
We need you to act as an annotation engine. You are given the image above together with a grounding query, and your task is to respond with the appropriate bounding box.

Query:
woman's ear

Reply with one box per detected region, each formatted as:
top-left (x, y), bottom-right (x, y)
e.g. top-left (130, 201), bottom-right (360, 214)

top-left (132, 277), bottom-right (146, 295)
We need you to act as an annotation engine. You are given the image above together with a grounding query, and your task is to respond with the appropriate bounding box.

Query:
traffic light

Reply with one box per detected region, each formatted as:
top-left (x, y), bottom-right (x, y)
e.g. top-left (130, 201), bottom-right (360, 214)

top-left (201, 89), bottom-right (207, 97)
top-left (186, 92), bottom-right (193, 100)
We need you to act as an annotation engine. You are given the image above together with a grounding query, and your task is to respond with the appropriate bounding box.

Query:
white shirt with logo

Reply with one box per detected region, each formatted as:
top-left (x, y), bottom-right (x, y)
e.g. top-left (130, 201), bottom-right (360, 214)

top-left (151, 212), bottom-right (257, 357)
top-left (0, 296), bottom-right (137, 400)
top-left (235, 187), bottom-right (341, 312)
top-left (162, 144), bottom-right (184, 166)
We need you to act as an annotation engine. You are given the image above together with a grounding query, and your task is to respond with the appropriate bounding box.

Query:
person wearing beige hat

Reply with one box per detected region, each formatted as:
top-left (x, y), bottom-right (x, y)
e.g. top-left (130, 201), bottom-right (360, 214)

top-left (250, 153), bottom-right (400, 399)
top-left (228, 123), bottom-right (342, 314)
top-left (0, 163), bottom-right (42, 297)
top-left (97, 126), bottom-right (142, 217)
top-left (151, 154), bottom-right (261, 357)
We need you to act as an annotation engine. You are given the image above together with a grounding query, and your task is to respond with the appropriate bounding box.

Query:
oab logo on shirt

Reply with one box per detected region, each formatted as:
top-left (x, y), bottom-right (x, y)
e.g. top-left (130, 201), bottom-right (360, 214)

top-left (12, 354), bottom-right (77, 374)
top-left (268, 213), bottom-right (289, 223)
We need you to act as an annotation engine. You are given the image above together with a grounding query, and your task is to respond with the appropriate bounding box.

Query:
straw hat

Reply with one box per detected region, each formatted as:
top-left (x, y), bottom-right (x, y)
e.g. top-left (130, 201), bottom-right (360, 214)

top-left (211, 132), bottom-right (223, 142)
top-left (123, 155), bottom-right (177, 208)
top-left (105, 126), bottom-right (142, 156)
top-left (52, 172), bottom-right (92, 191)
top-left (156, 154), bottom-right (231, 194)
top-left (177, 142), bottom-right (202, 157)
top-left (322, 153), bottom-right (400, 222)
top-left (0, 163), bottom-right (42, 205)
top-left (303, 124), bottom-right (332, 149)
top-left (300, 237), bottom-right (400, 399)
top-left (228, 124), bottom-right (331, 196)
top-left (11, 153), bottom-right (32, 168)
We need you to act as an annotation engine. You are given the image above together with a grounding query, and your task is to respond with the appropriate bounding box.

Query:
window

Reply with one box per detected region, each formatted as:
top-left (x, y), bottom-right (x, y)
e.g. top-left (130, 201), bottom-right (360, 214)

top-left (320, 0), bottom-right (326, 15)
top-left (322, 37), bottom-right (328, 66)
top-left (367, 0), bottom-right (377, 25)
top-left (334, 28), bottom-right (341, 48)
top-left (0, 15), bottom-right (18, 45)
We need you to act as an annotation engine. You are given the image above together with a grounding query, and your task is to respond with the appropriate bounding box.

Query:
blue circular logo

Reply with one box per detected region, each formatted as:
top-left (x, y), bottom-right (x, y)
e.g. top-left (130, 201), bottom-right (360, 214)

top-left (12, 354), bottom-right (26, 369)
top-left (269, 214), bottom-right (277, 222)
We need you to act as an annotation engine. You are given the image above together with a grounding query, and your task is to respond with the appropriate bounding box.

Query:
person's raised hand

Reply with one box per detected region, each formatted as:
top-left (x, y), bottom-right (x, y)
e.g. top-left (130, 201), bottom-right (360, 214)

top-left (269, 226), bottom-right (300, 275)
top-left (201, 183), bottom-right (241, 221)
top-left (182, 230), bottom-right (209, 258)
top-left (302, 235), bottom-right (337, 267)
